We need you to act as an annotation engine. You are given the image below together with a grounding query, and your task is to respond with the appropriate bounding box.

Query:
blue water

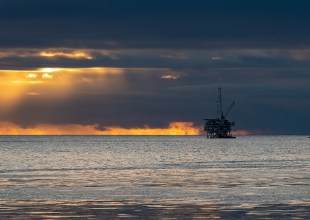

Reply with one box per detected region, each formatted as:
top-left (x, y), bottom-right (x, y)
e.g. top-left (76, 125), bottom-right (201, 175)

top-left (0, 136), bottom-right (309, 219)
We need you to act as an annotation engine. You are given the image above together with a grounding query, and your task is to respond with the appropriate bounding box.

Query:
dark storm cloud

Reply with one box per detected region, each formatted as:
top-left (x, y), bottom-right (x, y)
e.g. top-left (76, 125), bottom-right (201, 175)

top-left (2, 67), bottom-right (309, 134)
top-left (1, 0), bottom-right (310, 49)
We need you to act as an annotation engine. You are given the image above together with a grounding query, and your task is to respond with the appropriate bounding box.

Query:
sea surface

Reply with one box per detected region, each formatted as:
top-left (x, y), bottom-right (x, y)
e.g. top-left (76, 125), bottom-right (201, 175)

top-left (0, 135), bottom-right (309, 219)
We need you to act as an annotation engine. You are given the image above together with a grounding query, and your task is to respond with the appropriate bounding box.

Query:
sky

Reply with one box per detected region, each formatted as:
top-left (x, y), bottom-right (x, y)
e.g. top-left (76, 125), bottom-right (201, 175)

top-left (0, 0), bottom-right (309, 135)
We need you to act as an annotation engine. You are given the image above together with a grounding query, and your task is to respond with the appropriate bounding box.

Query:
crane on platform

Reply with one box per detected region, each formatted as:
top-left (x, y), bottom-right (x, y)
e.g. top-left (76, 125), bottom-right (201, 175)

top-left (225, 101), bottom-right (235, 118)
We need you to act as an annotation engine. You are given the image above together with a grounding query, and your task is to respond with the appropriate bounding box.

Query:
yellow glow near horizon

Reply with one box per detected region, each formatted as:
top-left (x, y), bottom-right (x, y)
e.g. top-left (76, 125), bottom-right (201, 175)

top-left (39, 67), bottom-right (63, 73)
top-left (40, 51), bottom-right (93, 60)
top-left (101, 122), bottom-right (200, 135)
top-left (0, 121), bottom-right (201, 135)
top-left (26, 73), bottom-right (38, 78)
top-left (42, 73), bottom-right (54, 79)
top-left (0, 121), bottom-right (253, 136)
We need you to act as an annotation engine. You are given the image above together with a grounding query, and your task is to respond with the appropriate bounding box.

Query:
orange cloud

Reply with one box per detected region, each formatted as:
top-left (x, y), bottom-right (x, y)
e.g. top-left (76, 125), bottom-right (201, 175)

top-left (39, 51), bottom-right (93, 60)
top-left (0, 121), bottom-right (200, 135)
top-left (101, 122), bottom-right (200, 135)
top-left (0, 121), bottom-right (255, 136)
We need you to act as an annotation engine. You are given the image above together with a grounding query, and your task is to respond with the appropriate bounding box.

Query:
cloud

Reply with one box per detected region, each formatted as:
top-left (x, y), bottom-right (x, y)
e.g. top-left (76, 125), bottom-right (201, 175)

top-left (0, 1), bottom-right (309, 134)
top-left (3, 48), bottom-right (310, 71)
top-left (160, 73), bottom-right (184, 80)
top-left (0, 120), bottom-right (257, 136)
top-left (0, 64), bottom-right (309, 134)
top-left (0, 1), bottom-right (310, 50)
top-left (0, 121), bottom-right (200, 135)
top-left (39, 51), bottom-right (93, 60)
top-left (160, 75), bottom-right (179, 80)
top-left (0, 67), bottom-right (125, 113)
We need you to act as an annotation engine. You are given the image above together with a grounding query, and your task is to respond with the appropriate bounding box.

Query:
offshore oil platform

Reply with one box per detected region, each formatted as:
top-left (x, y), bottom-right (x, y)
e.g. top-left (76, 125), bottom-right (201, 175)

top-left (204, 88), bottom-right (236, 138)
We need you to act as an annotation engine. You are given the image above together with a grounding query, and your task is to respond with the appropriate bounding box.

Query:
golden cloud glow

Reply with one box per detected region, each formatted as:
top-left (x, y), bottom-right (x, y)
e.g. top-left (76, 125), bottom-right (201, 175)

top-left (39, 51), bottom-right (93, 60)
top-left (0, 121), bottom-right (200, 135)
top-left (160, 73), bottom-right (182, 80)
top-left (161, 75), bottom-right (178, 80)
top-left (0, 67), bottom-right (124, 112)
top-left (42, 73), bottom-right (54, 79)
top-left (0, 67), bottom-right (124, 87)
top-left (26, 73), bottom-right (38, 79)
top-left (101, 122), bottom-right (200, 135)
top-left (26, 92), bottom-right (41, 96)
top-left (0, 48), bottom-right (96, 59)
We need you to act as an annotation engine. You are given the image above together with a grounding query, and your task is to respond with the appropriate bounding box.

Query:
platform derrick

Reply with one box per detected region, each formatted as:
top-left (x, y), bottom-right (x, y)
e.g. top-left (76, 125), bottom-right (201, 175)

top-left (204, 88), bottom-right (236, 138)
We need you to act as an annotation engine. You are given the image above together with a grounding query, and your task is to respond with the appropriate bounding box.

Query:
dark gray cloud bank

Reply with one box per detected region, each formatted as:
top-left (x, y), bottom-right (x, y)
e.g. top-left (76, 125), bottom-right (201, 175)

top-left (1, 0), bottom-right (310, 134)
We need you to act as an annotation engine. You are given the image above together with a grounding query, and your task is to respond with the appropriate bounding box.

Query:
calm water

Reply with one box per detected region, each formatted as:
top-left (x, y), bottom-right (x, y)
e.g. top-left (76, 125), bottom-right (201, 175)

top-left (0, 136), bottom-right (309, 219)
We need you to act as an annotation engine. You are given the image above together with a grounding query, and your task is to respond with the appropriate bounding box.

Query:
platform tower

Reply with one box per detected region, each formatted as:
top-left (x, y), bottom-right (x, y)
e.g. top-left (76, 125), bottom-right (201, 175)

top-left (203, 88), bottom-right (236, 138)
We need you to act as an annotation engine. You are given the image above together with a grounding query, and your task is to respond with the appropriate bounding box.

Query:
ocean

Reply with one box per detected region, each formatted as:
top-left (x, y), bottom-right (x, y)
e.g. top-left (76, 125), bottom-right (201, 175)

top-left (0, 135), bottom-right (309, 219)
